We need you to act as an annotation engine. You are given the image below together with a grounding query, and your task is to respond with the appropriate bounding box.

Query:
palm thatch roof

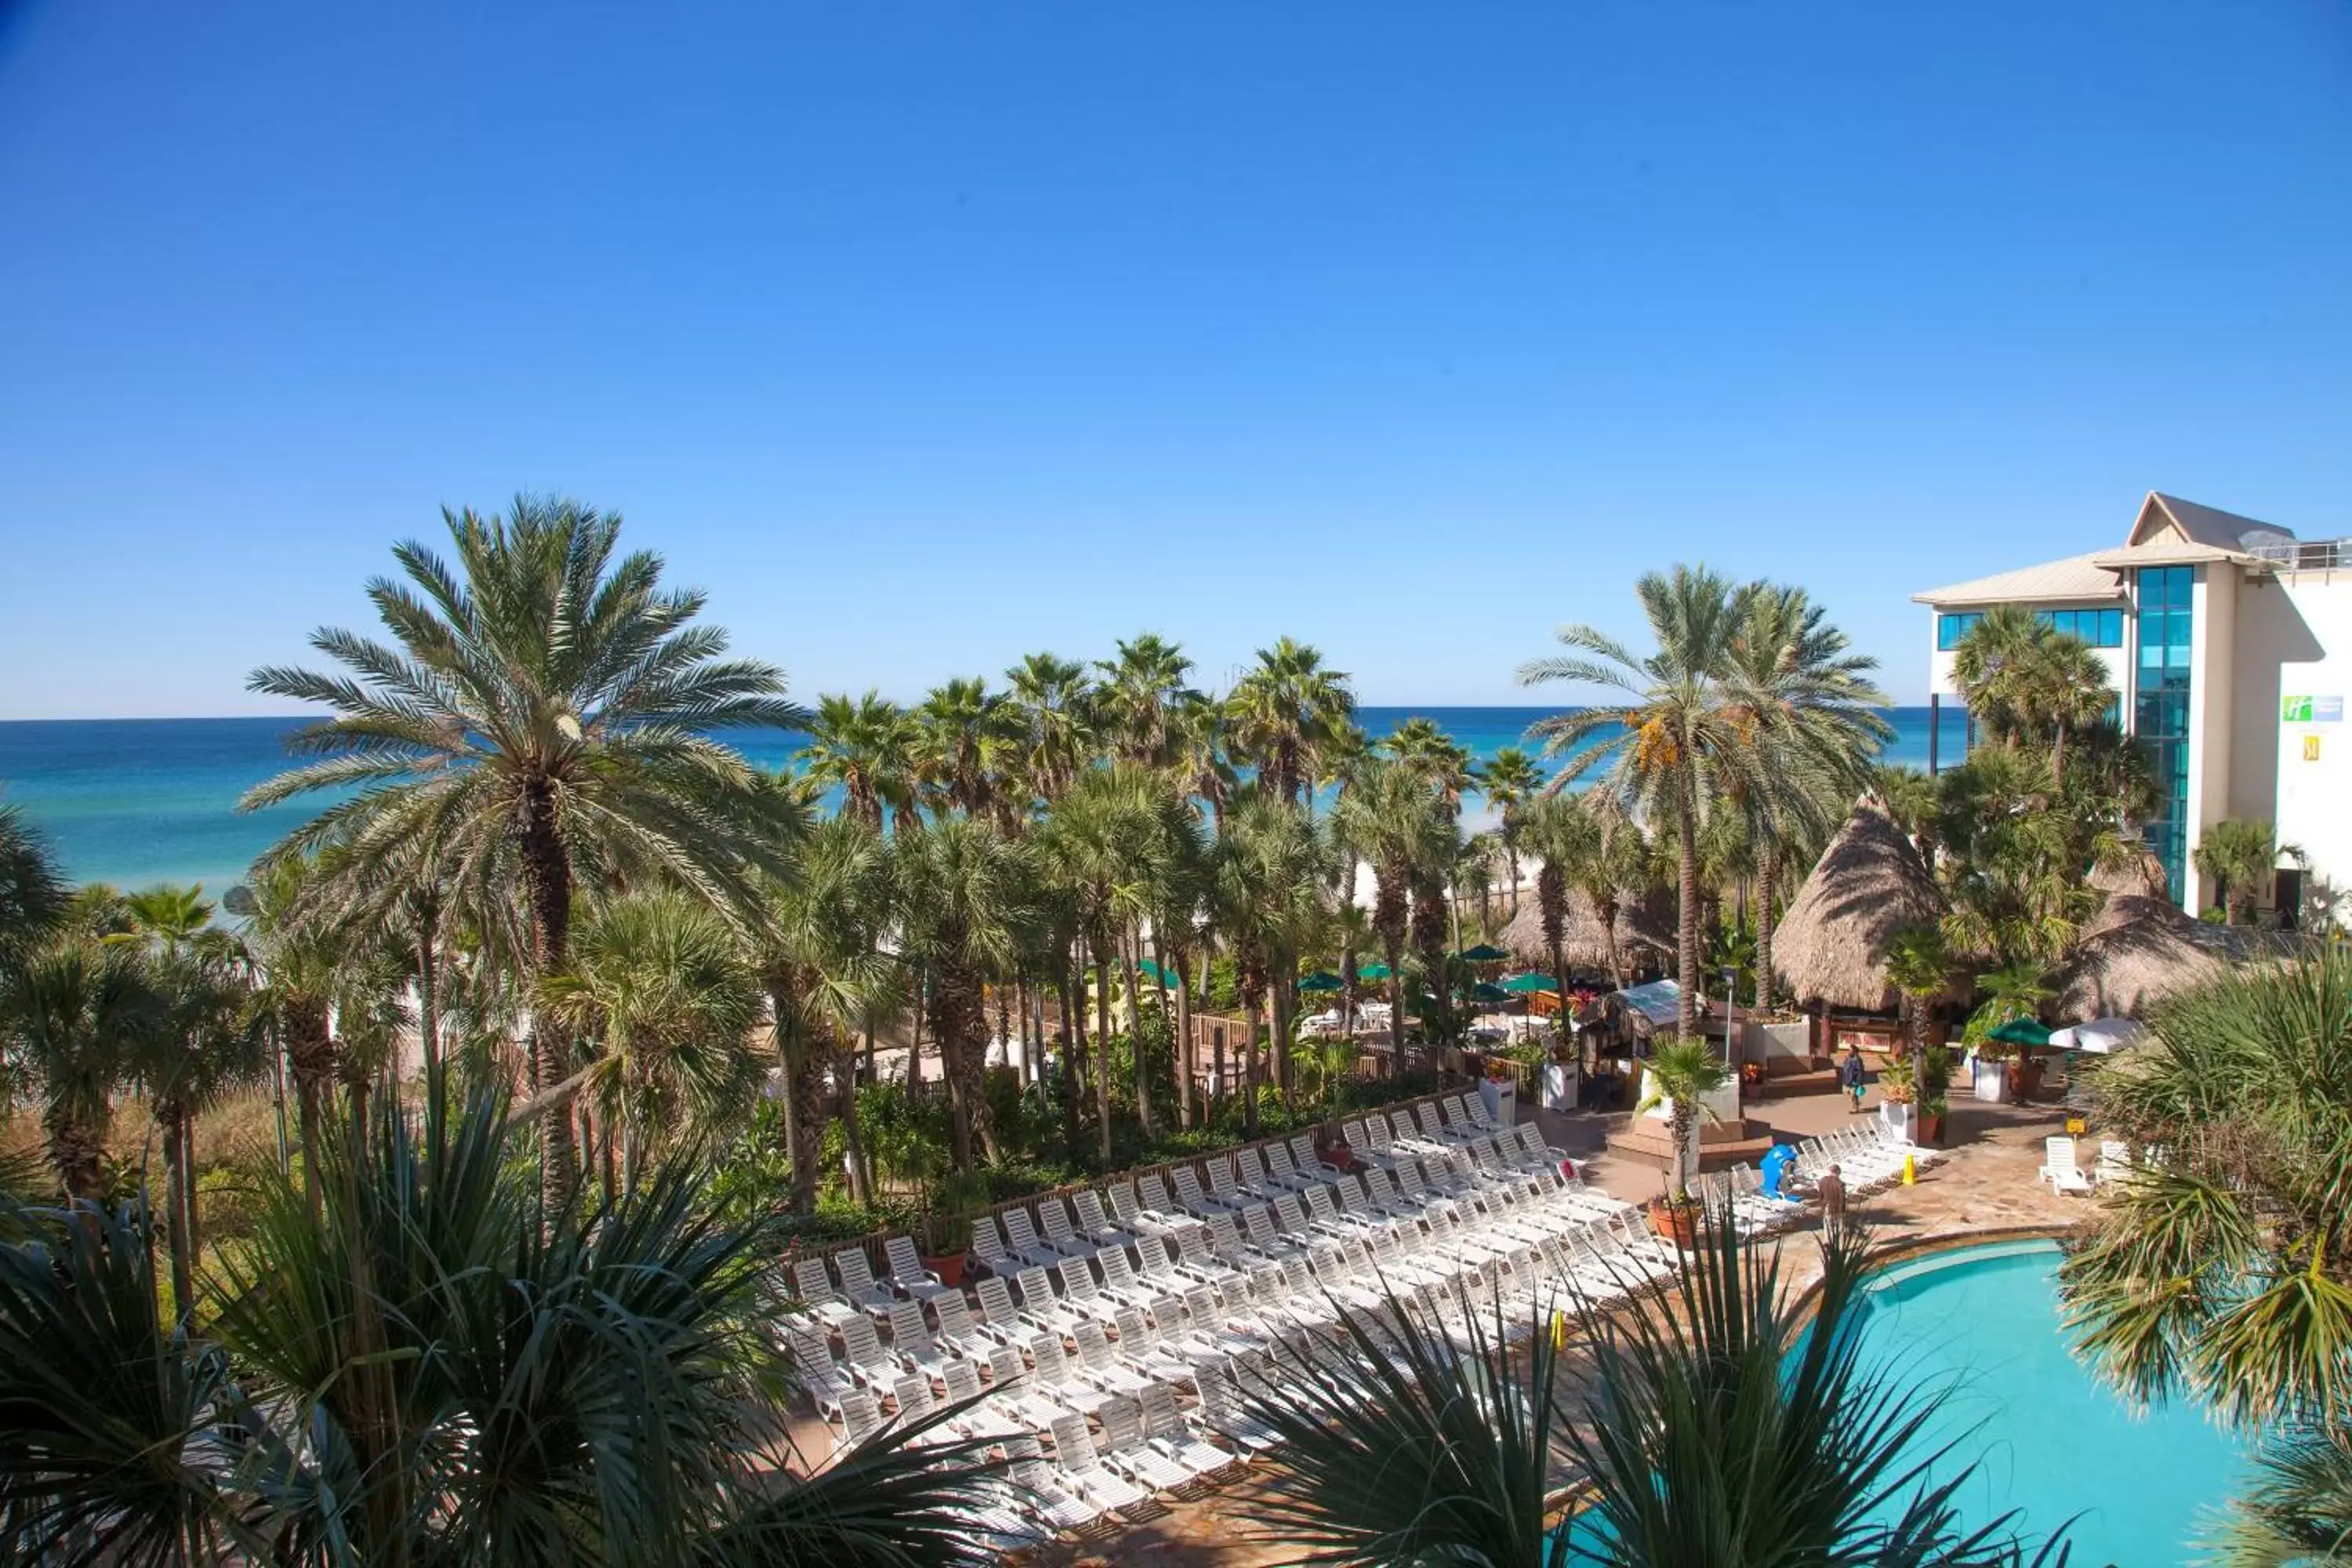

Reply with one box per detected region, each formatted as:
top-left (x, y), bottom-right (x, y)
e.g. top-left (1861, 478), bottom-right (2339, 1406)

top-left (2088, 848), bottom-right (2167, 900)
top-left (2056, 891), bottom-right (2228, 1018)
top-left (1499, 887), bottom-right (1673, 973)
top-left (1772, 799), bottom-right (1947, 1012)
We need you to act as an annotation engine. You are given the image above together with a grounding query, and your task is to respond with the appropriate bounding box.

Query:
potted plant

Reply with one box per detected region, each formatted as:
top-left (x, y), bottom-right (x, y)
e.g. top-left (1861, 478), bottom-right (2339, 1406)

top-left (1636, 1034), bottom-right (1730, 1244)
top-left (1918, 1090), bottom-right (1950, 1146)
top-left (1915, 1043), bottom-right (1952, 1145)
top-left (923, 1170), bottom-right (987, 1285)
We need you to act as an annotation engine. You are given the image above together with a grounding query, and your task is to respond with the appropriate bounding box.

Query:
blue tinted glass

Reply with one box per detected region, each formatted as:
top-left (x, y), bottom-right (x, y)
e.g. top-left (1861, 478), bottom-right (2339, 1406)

top-left (2101, 609), bottom-right (2122, 645)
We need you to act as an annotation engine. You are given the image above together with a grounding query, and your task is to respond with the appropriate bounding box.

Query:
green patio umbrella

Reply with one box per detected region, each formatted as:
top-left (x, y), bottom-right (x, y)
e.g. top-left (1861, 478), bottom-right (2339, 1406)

top-left (1467, 981), bottom-right (1510, 1004)
top-left (1458, 942), bottom-right (1510, 963)
top-left (1987, 1015), bottom-right (2053, 1048)
top-left (1298, 971), bottom-right (1343, 993)
top-left (1500, 971), bottom-right (1559, 994)
top-left (1134, 957), bottom-right (1177, 987)
top-left (1356, 961), bottom-right (1394, 983)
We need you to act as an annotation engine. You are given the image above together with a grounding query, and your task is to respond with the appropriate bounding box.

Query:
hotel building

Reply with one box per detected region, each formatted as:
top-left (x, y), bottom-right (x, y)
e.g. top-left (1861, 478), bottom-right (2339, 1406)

top-left (1915, 492), bottom-right (2352, 928)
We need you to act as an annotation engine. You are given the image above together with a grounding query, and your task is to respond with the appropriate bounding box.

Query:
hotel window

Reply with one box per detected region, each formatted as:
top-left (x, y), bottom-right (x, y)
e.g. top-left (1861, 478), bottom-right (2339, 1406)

top-left (2133, 567), bottom-right (2196, 904)
top-left (2041, 608), bottom-right (2124, 648)
top-left (1936, 612), bottom-right (1982, 650)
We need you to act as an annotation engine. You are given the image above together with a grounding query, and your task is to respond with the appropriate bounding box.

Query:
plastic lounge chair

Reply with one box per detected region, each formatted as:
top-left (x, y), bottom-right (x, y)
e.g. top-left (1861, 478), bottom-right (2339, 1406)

top-left (834, 1387), bottom-right (887, 1453)
top-left (1071, 1319), bottom-right (1156, 1397)
top-left (1012, 1454), bottom-right (1104, 1534)
top-left (833, 1247), bottom-right (899, 1319)
top-left (791, 1257), bottom-right (860, 1328)
top-left (1053, 1256), bottom-right (1123, 1324)
top-left (1194, 1359), bottom-right (1280, 1453)
top-left (1048, 1413), bottom-right (1152, 1513)
top-left (1073, 1187), bottom-right (1137, 1249)
top-left (1096, 1396), bottom-right (1195, 1493)
top-left (1035, 1196), bottom-right (1094, 1259)
top-left (884, 1234), bottom-right (954, 1305)
top-left (2041, 1136), bottom-right (2094, 1196)
top-left (971, 1273), bottom-right (1029, 1345)
top-left (784, 1320), bottom-right (855, 1421)
top-left (1139, 1379), bottom-right (1238, 1478)
top-left (1029, 1331), bottom-right (1113, 1417)
top-left (837, 1311), bottom-right (900, 1388)
top-left (887, 1298), bottom-right (957, 1385)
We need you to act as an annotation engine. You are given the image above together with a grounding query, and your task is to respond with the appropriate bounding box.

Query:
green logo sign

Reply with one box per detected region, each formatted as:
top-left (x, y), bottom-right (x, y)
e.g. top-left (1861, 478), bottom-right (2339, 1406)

top-left (2285, 695), bottom-right (2314, 722)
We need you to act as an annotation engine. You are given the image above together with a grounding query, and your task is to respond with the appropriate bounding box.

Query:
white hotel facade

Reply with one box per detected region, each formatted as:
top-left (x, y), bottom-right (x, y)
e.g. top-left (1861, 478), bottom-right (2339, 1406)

top-left (1915, 492), bottom-right (2352, 929)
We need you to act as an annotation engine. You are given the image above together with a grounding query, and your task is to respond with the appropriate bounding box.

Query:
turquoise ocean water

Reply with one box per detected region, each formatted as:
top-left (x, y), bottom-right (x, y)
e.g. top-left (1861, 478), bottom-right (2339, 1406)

top-left (0, 706), bottom-right (1966, 896)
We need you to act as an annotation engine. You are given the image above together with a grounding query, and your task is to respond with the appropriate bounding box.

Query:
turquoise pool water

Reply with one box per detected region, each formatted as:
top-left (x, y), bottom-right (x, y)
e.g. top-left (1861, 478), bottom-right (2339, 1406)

top-left (1843, 1239), bottom-right (2252, 1566)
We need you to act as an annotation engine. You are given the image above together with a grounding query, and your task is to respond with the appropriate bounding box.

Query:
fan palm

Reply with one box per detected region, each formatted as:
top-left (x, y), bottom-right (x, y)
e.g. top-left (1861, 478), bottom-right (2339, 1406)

top-left (1480, 747), bottom-right (1544, 916)
top-left (1635, 1033), bottom-right (1730, 1204)
top-left (798, 691), bottom-right (921, 833)
top-left (1004, 652), bottom-right (1098, 809)
top-left (238, 855), bottom-right (349, 1211)
top-left (0, 935), bottom-right (156, 1200)
top-left (1331, 757), bottom-right (1451, 1067)
top-left (1947, 605), bottom-right (2051, 748)
top-left (1240, 1207), bottom-right (2071, 1566)
top-left (535, 891), bottom-right (765, 1196)
top-left (1226, 637), bottom-right (1354, 808)
top-left (1169, 691), bottom-right (1240, 836)
top-left (1881, 924), bottom-right (1951, 1113)
top-left (750, 811), bottom-right (899, 1210)
top-left (2192, 818), bottom-right (2302, 926)
top-left (895, 817), bottom-right (1031, 1169)
top-left (916, 677), bottom-right (1011, 824)
top-left (1520, 564), bottom-right (1756, 1036)
top-left (1210, 797), bottom-right (1330, 1121)
top-left (0, 802), bottom-right (69, 961)
top-left (1095, 633), bottom-right (1196, 768)
top-left (242, 497), bottom-right (808, 1212)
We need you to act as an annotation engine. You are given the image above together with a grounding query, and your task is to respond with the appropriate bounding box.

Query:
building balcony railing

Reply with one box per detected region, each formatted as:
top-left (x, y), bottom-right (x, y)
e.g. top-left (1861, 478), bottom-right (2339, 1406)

top-left (2246, 538), bottom-right (2350, 574)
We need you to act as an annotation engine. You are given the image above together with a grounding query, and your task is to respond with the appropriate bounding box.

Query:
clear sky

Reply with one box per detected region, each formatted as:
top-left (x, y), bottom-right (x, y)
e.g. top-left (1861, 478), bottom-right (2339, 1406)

top-left (3, 2), bottom-right (2347, 718)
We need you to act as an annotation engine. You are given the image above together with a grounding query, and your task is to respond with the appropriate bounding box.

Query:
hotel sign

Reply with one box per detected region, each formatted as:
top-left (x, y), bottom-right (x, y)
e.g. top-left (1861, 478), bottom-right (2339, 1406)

top-left (2281, 695), bottom-right (2343, 723)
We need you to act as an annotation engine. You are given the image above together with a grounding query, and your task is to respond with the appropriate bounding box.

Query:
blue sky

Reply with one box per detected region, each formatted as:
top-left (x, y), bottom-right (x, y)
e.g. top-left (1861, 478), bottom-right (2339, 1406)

top-left (3, 2), bottom-right (2347, 717)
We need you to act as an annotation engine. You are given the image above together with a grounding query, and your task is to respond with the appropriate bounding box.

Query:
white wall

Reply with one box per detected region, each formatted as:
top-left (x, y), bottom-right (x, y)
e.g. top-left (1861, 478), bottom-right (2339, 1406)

top-left (2184, 565), bottom-right (2239, 913)
top-left (1924, 605), bottom-right (2129, 700)
top-left (2271, 572), bottom-right (2352, 931)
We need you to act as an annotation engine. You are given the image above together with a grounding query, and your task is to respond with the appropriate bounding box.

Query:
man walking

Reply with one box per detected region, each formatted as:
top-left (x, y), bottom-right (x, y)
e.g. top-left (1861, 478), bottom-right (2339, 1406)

top-left (1840, 1044), bottom-right (1867, 1114)
top-left (1818, 1162), bottom-right (1848, 1238)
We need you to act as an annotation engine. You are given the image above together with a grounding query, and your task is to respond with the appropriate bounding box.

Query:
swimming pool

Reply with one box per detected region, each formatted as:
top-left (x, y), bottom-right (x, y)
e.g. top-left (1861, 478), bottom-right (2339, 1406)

top-left (1845, 1238), bottom-right (2253, 1565)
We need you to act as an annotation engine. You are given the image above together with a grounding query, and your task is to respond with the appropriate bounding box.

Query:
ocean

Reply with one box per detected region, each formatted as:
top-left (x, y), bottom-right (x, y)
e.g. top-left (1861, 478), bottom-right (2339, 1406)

top-left (0, 706), bottom-right (1968, 896)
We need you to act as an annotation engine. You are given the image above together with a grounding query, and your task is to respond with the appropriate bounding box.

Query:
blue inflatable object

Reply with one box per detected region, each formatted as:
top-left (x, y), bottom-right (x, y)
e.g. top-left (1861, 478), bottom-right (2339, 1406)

top-left (1759, 1142), bottom-right (1797, 1200)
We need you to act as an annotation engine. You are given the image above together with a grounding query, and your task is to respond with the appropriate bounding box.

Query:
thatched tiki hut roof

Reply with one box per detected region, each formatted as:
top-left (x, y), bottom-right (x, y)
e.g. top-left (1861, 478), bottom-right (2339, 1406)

top-left (1772, 799), bottom-right (1947, 1013)
top-left (2056, 892), bottom-right (2228, 1018)
top-left (1500, 887), bottom-right (1673, 974)
top-left (2089, 847), bottom-right (2168, 901)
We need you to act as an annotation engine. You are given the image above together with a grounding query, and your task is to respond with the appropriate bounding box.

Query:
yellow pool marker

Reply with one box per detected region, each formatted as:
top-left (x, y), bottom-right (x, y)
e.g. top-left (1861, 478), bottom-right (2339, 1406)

top-left (1902, 1152), bottom-right (1917, 1185)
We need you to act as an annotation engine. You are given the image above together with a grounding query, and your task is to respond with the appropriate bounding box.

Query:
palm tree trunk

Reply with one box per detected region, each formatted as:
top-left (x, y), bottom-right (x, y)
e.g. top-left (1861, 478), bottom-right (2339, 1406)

top-left (906, 966), bottom-right (926, 1096)
top-left (1386, 943), bottom-right (1406, 1068)
top-left (1675, 782), bottom-right (1700, 1037)
top-left (415, 892), bottom-right (441, 1140)
top-left (1093, 946), bottom-right (1115, 1165)
top-left (1058, 956), bottom-right (1083, 1156)
top-left (519, 785), bottom-right (578, 1217)
top-left (1755, 844), bottom-right (1780, 1013)
top-left (1127, 925), bottom-right (1154, 1138)
top-left (838, 1042), bottom-right (873, 1207)
top-left (1507, 841), bottom-right (1521, 916)
top-left (161, 1102), bottom-right (194, 1318)
top-left (1171, 952), bottom-right (1195, 1130)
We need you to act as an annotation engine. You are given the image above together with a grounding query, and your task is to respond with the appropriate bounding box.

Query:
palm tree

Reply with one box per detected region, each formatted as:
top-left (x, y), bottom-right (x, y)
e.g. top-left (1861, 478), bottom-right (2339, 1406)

top-left (749, 812), bottom-right (898, 1210)
top-left (2193, 818), bottom-right (2302, 925)
top-left (797, 691), bottom-right (920, 833)
top-left (0, 802), bottom-right (68, 961)
top-left (1480, 747), bottom-right (1544, 916)
top-left (0, 935), bottom-right (155, 1200)
top-left (1637, 1033), bottom-right (1731, 1205)
top-left (1520, 564), bottom-right (1756, 1036)
top-left (1210, 797), bottom-right (1329, 1131)
top-left (1723, 583), bottom-right (1893, 1011)
top-left (1332, 757), bottom-right (1450, 1067)
top-left (0, 1096), bottom-right (1007, 1566)
top-left (1168, 691), bottom-right (1240, 836)
top-left (239, 855), bottom-right (350, 1211)
top-left (1225, 637), bottom-right (1354, 808)
top-left (1003, 652), bottom-right (1098, 811)
top-left (916, 676), bottom-right (1011, 825)
top-left (895, 817), bottom-right (1030, 1170)
top-left (1875, 764), bottom-right (1944, 869)
top-left (1240, 1208), bottom-right (2068, 1566)
top-left (2027, 632), bottom-right (2115, 789)
top-left (1095, 633), bottom-right (1195, 766)
top-left (1882, 923), bottom-right (1951, 1114)
top-left (1948, 604), bottom-right (2051, 747)
top-left (535, 891), bottom-right (766, 1197)
top-left (242, 497), bottom-right (808, 1213)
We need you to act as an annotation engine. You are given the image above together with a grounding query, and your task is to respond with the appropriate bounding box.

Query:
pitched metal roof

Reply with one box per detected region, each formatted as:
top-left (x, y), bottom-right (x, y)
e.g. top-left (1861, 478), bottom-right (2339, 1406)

top-left (2136, 492), bottom-right (2296, 550)
top-left (1911, 551), bottom-right (2125, 607)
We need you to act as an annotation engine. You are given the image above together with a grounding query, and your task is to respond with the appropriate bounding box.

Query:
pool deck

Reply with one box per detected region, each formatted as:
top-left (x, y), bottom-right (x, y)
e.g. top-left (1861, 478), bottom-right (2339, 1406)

top-left (1020, 1087), bottom-right (2088, 1567)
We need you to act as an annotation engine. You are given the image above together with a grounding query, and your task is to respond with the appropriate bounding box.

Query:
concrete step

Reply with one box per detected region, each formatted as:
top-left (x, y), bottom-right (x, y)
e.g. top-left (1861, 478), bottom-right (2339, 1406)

top-left (1604, 1118), bottom-right (1780, 1173)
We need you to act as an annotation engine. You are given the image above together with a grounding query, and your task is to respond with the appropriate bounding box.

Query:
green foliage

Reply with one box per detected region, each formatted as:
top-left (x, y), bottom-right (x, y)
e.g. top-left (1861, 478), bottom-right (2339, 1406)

top-left (1204, 955), bottom-right (1239, 1011)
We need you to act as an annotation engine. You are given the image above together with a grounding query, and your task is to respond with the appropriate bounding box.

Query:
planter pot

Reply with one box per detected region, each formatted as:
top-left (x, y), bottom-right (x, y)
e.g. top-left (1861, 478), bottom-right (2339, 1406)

top-left (1878, 1098), bottom-right (1916, 1145)
top-left (924, 1253), bottom-right (967, 1288)
top-left (1972, 1059), bottom-right (2011, 1104)
top-left (1918, 1112), bottom-right (1947, 1146)
top-left (2015, 1058), bottom-right (2046, 1100)
top-left (1650, 1202), bottom-right (1699, 1247)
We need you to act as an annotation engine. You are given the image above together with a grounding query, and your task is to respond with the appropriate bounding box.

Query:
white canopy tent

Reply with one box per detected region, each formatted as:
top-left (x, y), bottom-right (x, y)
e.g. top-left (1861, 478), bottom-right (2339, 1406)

top-left (2049, 1017), bottom-right (2147, 1054)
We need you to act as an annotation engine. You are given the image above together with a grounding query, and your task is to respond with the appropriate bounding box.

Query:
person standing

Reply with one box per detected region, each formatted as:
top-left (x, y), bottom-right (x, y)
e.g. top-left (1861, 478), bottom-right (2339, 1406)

top-left (1818, 1162), bottom-right (1848, 1237)
top-left (1840, 1044), bottom-right (1867, 1114)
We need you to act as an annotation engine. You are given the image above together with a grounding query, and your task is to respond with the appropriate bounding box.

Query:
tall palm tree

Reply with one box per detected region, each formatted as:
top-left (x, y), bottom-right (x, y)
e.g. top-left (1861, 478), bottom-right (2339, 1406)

top-left (1948, 604), bottom-right (2051, 748)
top-left (1095, 633), bottom-right (1196, 766)
top-left (242, 497), bottom-right (808, 1212)
top-left (750, 811), bottom-right (899, 1210)
top-left (1723, 583), bottom-right (1893, 1011)
top-left (1479, 746), bottom-right (1544, 916)
top-left (1882, 923), bottom-right (1951, 1114)
top-left (535, 891), bottom-right (766, 1197)
top-left (1332, 757), bottom-right (1450, 1067)
top-left (1240, 1207), bottom-right (2069, 1566)
top-left (1875, 764), bottom-right (1944, 870)
top-left (1520, 564), bottom-right (1755, 1035)
top-left (1004, 652), bottom-right (1098, 811)
top-left (895, 817), bottom-right (1030, 1170)
top-left (0, 802), bottom-right (69, 962)
top-left (2026, 632), bottom-right (2115, 790)
top-left (1168, 691), bottom-right (1240, 837)
top-left (1225, 637), bottom-right (1354, 808)
top-left (1210, 797), bottom-right (1329, 1131)
top-left (797, 691), bottom-right (920, 833)
top-left (916, 676), bottom-right (1011, 826)
top-left (1036, 768), bottom-right (1167, 1152)
top-left (240, 855), bottom-right (351, 1211)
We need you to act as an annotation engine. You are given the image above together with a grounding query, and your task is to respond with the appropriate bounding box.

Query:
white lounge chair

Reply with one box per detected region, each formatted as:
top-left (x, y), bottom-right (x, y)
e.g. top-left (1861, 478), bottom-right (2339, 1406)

top-left (2041, 1135), bottom-right (2094, 1196)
